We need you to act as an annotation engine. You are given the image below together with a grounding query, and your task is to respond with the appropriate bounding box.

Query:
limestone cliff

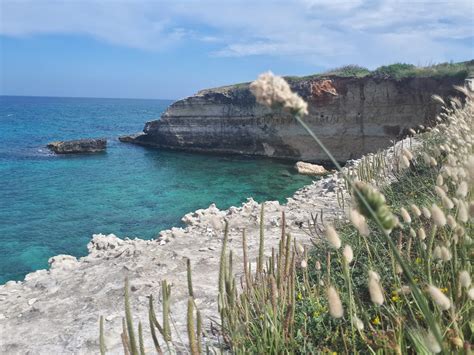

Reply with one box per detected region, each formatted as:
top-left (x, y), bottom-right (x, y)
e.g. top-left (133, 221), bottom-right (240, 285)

top-left (123, 75), bottom-right (465, 162)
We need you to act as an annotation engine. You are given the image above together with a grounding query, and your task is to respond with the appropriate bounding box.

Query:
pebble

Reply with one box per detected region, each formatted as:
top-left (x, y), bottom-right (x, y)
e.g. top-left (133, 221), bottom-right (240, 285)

top-left (28, 298), bottom-right (38, 306)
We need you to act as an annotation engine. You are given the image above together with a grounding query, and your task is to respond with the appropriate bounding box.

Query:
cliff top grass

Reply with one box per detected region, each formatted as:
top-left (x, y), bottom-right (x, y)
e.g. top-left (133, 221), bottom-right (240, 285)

top-left (286, 59), bottom-right (474, 82)
top-left (205, 60), bottom-right (473, 93)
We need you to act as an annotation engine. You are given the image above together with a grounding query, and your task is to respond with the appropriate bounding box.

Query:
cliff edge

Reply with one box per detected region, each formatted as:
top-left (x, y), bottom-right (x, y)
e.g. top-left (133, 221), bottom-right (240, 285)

top-left (121, 64), bottom-right (472, 162)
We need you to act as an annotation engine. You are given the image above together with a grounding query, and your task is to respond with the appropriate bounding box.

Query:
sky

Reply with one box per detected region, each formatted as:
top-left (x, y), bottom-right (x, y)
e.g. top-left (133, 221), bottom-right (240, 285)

top-left (0, 0), bottom-right (473, 99)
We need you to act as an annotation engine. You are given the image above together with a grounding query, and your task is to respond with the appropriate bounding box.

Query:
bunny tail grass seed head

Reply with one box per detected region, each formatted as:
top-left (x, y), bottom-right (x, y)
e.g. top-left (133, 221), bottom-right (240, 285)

top-left (418, 227), bottom-right (427, 240)
top-left (349, 208), bottom-right (369, 236)
top-left (250, 72), bottom-right (308, 116)
top-left (327, 286), bottom-right (344, 318)
top-left (410, 204), bottom-right (421, 217)
top-left (431, 204), bottom-right (447, 227)
top-left (353, 316), bottom-right (364, 331)
top-left (459, 271), bottom-right (471, 288)
top-left (427, 285), bottom-right (451, 310)
top-left (422, 206), bottom-right (431, 219)
top-left (325, 224), bottom-right (341, 249)
top-left (342, 245), bottom-right (353, 264)
top-left (368, 270), bottom-right (384, 305)
top-left (400, 207), bottom-right (411, 224)
top-left (424, 330), bottom-right (442, 353)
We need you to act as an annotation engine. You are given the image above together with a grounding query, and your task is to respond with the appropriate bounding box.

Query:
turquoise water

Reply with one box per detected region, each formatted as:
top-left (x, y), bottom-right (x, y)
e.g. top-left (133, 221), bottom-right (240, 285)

top-left (0, 96), bottom-right (312, 284)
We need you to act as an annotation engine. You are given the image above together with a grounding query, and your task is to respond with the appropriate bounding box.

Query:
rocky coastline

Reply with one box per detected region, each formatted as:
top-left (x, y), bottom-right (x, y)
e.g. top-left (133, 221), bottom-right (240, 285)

top-left (0, 135), bottom-right (416, 354)
top-left (120, 75), bottom-right (462, 162)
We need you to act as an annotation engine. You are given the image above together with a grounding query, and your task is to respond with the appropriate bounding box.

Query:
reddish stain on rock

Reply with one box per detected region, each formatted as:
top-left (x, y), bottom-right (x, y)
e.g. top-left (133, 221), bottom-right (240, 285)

top-left (311, 80), bottom-right (338, 98)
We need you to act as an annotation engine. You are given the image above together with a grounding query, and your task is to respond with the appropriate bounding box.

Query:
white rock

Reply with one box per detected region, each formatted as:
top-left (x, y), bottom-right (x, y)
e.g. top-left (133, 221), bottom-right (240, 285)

top-left (28, 298), bottom-right (38, 306)
top-left (295, 161), bottom-right (328, 176)
top-left (48, 255), bottom-right (79, 270)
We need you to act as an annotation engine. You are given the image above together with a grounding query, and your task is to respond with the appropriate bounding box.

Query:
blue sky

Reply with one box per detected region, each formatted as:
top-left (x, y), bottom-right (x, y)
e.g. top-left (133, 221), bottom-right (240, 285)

top-left (1, 0), bottom-right (473, 99)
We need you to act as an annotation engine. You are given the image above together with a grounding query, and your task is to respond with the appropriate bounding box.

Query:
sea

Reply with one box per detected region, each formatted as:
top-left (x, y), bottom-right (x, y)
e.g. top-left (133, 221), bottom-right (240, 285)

top-left (0, 96), bottom-right (313, 284)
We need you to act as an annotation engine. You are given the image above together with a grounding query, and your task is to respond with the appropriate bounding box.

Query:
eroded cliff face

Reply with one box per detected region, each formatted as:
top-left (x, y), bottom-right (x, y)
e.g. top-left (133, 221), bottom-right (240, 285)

top-left (127, 76), bottom-right (463, 161)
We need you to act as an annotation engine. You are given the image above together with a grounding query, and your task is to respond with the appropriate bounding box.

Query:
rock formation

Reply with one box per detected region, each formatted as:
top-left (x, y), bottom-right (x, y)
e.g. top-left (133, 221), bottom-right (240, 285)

top-left (295, 161), bottom-right (328, 175)
top-left (121, 75), bottom-right (464, 162)
top-left (47, 138), bottom-right (107, 154)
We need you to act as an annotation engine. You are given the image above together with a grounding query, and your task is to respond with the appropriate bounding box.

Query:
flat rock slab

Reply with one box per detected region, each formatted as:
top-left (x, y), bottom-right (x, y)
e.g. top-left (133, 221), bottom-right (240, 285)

top-left (47, 139), bottom-right (107, 154)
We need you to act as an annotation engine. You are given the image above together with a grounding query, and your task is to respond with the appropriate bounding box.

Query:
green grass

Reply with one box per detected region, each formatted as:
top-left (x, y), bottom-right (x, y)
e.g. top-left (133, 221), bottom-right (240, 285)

top-left (103, 74), bottom-right (473, 354)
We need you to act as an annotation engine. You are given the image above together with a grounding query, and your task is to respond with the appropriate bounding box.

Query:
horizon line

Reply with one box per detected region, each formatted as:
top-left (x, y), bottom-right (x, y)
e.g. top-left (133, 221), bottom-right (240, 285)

top-left (0, 94), bottom-right (177, 101)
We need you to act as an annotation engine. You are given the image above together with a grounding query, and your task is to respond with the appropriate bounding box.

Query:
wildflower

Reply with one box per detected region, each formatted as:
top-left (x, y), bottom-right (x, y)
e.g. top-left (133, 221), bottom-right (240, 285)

top-left (400, 207), bottom-right (411, 224)
top-left (327, 286), bottom-right (343, 318)
top-left (410, 204), bottom-right (421, 217)
top-left (415, 257), bottom-right (422, 264)
top-left (372, 316), bottom-right (381, 325)
top-left (424, 331), bottom-right (441, 353)
top-left (250, 72), bottom-right (308, 116)
top-left (427, 285), bottom-right (451, 310)
top-left (353, 316), bottom-right (364, 330)
top-left (349, 209), bottom-right (369, 236)
top-left (368, 270), bottom-right (384, 305)
top-left (459, 270), bottom-right (471, 288)
top-left (325, 224), bottom-right (341, 249)
top-left (422, 206), bottom-right (431, 219)
top-left (300, 259), bottom-right (307, 268)
top-left (342, 245), bottom-right (353, 264)
top-left (431, 204), bottom-right (447, 227)
top-left (418, 227), bottom-right (426, 240)
top-left (456, 181), bottom-right (468, 198)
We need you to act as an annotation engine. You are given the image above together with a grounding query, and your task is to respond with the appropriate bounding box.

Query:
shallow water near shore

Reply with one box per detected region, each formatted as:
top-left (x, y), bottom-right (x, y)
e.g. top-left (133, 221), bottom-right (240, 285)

top-left (0, 96), bottom-right (313, 284)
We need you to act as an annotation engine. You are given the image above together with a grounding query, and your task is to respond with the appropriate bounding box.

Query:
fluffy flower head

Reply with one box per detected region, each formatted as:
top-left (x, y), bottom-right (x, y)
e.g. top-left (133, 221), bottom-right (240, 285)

top-left (250, 72), bottom-right (308, 116)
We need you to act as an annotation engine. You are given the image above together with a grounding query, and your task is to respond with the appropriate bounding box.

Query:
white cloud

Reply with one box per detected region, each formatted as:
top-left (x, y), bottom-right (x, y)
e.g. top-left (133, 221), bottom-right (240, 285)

top-left (1, 0), bottom-right (472, 67)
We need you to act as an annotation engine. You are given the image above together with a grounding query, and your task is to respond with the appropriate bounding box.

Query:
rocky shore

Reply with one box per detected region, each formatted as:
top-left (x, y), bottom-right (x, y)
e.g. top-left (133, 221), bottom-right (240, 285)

top-left (0, 135), bottom-right (415, 354)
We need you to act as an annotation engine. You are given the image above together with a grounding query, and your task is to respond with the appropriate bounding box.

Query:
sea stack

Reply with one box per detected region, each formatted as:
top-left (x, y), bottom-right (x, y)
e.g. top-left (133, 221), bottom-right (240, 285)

top-left (47, 138), bottom-right (107, 154)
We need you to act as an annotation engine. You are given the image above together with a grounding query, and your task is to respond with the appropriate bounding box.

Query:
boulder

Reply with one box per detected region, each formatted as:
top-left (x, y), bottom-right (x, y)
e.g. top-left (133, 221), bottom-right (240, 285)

top-left (47, 138), bottom-right (106, 154)
top-left (295, 161), bottom-right (328, 176)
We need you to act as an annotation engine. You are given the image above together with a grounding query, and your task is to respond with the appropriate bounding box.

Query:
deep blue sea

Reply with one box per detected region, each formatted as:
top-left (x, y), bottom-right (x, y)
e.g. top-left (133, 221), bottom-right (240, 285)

top-left (0, 96), bottom-right (312, 284)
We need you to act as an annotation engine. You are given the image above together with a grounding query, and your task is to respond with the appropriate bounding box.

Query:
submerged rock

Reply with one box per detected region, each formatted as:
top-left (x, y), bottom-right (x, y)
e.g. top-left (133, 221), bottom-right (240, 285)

top-left (47, 138), bottom-right (106, 154)
top-left (295, 161), bottom-right (328, 176)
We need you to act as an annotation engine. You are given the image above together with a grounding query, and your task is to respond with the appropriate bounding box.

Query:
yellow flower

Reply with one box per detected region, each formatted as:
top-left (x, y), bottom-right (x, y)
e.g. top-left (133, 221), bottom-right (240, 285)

top-left (372, 316), bottom-right (381, 325)
top-left (391, 295), bottom-right (400, 302)
top-left (415, 257), bottom-right (422, 264)
top-left (297, 292), bottom-right (303, 300)
top-left (440, 287), bottom-right (448, 294)
top-left (313, 311), bottom-right (320, 318)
